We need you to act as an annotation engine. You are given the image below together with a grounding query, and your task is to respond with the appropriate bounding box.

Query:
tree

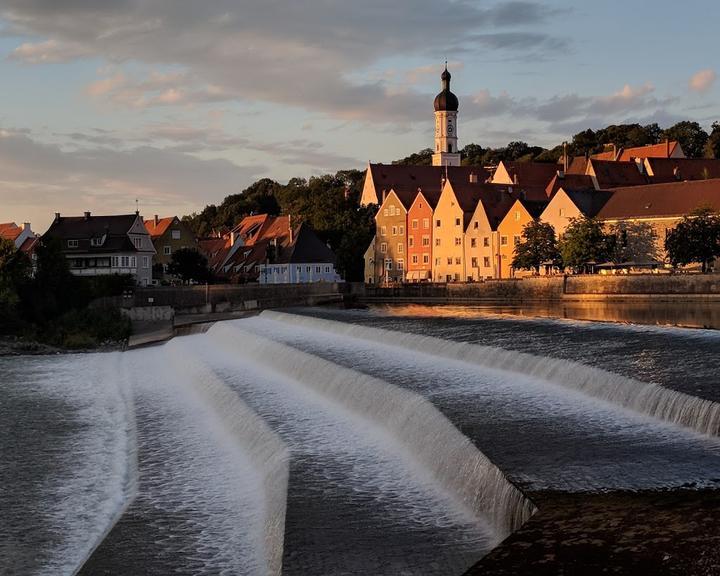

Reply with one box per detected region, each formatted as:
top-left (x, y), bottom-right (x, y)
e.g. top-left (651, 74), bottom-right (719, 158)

top-left (167, 248), bottom-right (211, 284)
top-left (559, 216), bottom-right (616, 273)
top-left (705, 121), bottom-right (720, 159)
top-left (0, 238), bottom-right (31, 329)
top-left (392, 148), bottom-right (433, 166)
top-left (461, 143), bottom-right (485, 165)
top-left (608, 221), bottom-right (661, 264)
top-left (662, 121), bottom-right (709, 158)
top-left (665, 207), bottom-right (720, 272)
top-left (512, 220), bottom-right (561, 274)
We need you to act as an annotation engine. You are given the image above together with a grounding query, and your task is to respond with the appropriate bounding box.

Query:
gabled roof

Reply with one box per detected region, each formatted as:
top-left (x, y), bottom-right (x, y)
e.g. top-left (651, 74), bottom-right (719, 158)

top-left (618, 141), bottom-right (682, 161)
top-left (565, 156), bottom-right (590, 175)
top-left (43, 214), bottom-right (143, 253)
top-left (545, 173), bottom-right (595, 197)
top-left (408, 188), bottom-right (442, 211)
top-left (596, 179), bottom-right (720, 220)
top-left (274, 223), bottom-right (336, 264)
top-left (495, 161), bottom-right (559, 188)
top-left (232, 214), bottom-right (271, 245)
top-left (366, 164), bottom-right (491, 206)
top-left (0, 222), bottom-right (22, 242)
top-left (559, 188), bottom-right (613, 218)
top-left (645, 157), bottom-right (720, 183)
top-left (144, 216), bottom-right (176, 238)
top-left (588, 160), bottom-right (649, 188)
top-left (591, 150), bottom-right (617, 161)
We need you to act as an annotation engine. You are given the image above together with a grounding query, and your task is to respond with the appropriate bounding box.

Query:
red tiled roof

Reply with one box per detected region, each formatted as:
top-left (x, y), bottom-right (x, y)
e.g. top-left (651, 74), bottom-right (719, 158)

top-left (565, 156), bottom-right (589, 175)
top-left (500, 162), bottom-right (559, 188)
top-left (645, 157), bottom-right (720, 183)
top-left (19, 236), bottom-right (39, 254)
top-left (618, 141), bottom-right (680, 162)
top-left (591, 150), bottom-right (617, 161)
top-left (589, 160), bottom-right (649, 188)
top-left (144, 216), bottom-right (175, 238)
top-left (0, 222), bottom-right (22, 242)
top-left (545, 173), bottom-right (595, 197)
top-left (596, 179), bottom-right (720, 220)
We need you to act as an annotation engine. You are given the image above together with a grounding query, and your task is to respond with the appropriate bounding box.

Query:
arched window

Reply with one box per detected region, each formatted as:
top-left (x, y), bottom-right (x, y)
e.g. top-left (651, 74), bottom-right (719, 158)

top-left (447, 143), bottom-right (452, 153)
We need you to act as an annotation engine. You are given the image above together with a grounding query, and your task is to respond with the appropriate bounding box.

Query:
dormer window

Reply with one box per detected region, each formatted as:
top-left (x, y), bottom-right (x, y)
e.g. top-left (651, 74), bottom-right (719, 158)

top-left (171, 229), bottom-right (181, 240)
top-left (67, 239), bottom-right (78, 248)
top-left (133, 237), bottom-right (143, 249)
top-left (90, 237), bottom-right (104, 247)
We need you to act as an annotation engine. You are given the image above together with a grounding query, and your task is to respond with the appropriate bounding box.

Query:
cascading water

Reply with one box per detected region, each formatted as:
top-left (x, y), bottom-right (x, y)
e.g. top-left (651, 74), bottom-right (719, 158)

top-left (261, 310), bottom-right (720, 438)
top-left (207, 321), bottom-right (536, 539)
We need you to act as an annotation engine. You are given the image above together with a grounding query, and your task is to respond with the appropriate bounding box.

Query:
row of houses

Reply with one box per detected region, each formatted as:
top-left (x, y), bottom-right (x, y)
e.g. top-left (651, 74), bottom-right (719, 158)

top-left (362, 149), bottom-right (720, 283)
top-left (1, 211), bottom-right (340, 286)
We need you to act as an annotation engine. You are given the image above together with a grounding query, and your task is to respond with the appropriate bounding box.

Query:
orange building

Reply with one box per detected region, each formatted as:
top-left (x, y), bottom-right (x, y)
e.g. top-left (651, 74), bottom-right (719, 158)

top-left (406, 189), bottom-right (439, 282)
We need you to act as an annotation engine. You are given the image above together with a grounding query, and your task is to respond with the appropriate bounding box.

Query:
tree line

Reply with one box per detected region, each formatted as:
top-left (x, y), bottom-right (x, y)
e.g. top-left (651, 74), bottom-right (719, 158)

top-left (512, 208), bottom-right (720, 275)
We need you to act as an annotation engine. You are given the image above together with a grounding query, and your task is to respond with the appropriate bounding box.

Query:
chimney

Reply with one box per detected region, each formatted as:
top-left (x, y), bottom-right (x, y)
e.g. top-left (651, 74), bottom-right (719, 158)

top-left (563, 141), bottom-right (568, 173)
top-left (55, 212), bottom-right (61, 221)
top-left (666, 138), bottom-right (670, 158)
top-left (84, 211), bottom-right (91, 220)
top-left (556, 169), bottom-right (565, 180)
top-left (469, 172), bottom-right (478, 184)
top-left (23, 222), bottom-right (31, 231)
top-left (673, 166), bottom-right (681, 181)
top-left (288, 215), bottom-right (293, 244)
top-left (382, 189), bottom-right (387, 203)
top-left (154, 214), bottom-right (159, 226)
top-left (230, 231), bottom-right (236, 246)
top-left (513, 174), bottom-right (519, 185)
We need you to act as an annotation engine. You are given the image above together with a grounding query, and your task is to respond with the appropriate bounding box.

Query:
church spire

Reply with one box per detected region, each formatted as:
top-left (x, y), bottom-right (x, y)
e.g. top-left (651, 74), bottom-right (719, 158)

top-left (432, 63), bottom-right (461, 167)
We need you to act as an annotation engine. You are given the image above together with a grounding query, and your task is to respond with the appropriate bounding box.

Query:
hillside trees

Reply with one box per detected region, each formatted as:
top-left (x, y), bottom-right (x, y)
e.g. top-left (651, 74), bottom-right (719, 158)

top-left (662, 121), bottom-right (709, 158)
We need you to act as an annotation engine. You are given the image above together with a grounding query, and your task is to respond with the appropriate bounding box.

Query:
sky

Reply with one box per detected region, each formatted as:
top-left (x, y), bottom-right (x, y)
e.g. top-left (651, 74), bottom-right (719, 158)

top-left (1, 0), bottom-right (718, 231)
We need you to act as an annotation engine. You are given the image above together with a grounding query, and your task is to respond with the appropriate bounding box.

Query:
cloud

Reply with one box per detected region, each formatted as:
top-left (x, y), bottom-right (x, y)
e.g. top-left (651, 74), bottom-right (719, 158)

top-left (9, 38), bottom-right (91, 63)
top-left (0, 0), bottom-right (569, 122)
top-left (689, 69), bottom-right (716, 93)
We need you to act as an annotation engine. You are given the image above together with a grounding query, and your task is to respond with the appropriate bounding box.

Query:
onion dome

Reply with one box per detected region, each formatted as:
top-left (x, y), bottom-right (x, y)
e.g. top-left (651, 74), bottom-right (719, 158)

top-left (433, 65), bottom-right (458, 112)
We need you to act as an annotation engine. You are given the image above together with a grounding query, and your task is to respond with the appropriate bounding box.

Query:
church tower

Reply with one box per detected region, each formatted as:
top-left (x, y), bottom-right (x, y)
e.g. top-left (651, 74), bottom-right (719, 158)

top-left (432, 64), bottom-right (461, 167)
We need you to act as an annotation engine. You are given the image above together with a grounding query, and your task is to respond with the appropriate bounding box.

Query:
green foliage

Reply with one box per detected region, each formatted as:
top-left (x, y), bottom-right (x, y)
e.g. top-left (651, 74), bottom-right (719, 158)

top-left (33, 307), bottom-right (132, 349)
top-left (392, 148), bottom-right (433, 166)
top-left (512, 220), bottom-right (561, 273)
top-left (0, 238), bottom-right (31, 332)
top-left (665, 208), bottom-right (720, 272)
top-left (705, 121), bottom-right (720, 159)
top-left (662, 121), bottom-right (709, 158)
top-left (167, 248), bottom-right (211, 284)
top-left (559, 216), bottom-right (616, 272)
top-left (608, 221), bottom-right (660, 264)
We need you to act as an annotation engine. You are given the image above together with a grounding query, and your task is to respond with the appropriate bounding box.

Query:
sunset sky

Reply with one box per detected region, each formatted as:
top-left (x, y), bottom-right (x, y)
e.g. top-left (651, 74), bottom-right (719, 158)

top-left (1, 0), bottom-right (718, 230)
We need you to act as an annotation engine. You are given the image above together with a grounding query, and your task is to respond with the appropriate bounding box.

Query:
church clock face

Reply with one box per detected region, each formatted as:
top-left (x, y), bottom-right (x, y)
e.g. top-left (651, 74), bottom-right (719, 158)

top-left (448, 123), bottom-right (453, 134)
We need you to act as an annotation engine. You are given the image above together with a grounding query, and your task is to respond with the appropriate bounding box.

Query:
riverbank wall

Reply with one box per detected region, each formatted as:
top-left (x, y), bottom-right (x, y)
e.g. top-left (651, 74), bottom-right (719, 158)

top-left (358, 274), bottom-right (720, 304)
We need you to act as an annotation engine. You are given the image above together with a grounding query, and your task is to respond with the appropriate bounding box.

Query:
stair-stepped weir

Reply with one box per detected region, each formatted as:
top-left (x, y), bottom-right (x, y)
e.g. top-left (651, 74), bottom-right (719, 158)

top-left (164, 341), bottom-right (290, 576)
top-left (209, 322), bottom-right (536, 540)
top-left (262, 311), bottom-right (720, 438)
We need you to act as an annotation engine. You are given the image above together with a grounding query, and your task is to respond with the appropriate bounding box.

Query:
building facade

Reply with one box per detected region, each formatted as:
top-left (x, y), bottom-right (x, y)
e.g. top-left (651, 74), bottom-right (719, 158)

top-left (144, 215), bottom-right (198, 282)
top-left (406, 191), bottom-right (436, 281)
top-left (374, 190), bottom-right (408, 283)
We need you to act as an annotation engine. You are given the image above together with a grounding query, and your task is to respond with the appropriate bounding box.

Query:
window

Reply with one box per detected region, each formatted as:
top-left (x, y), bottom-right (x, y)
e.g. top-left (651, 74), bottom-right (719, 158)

top-left (297, 266), bottom-right (302, 276)
top-left (389, 206), bottom-right (395, 216)
top-left (483, 237), bottom-right (490, 247)
top-left (423, 218), bottom-right (430, 229)
top-left (90, 237), bottom-right (103, 247)
top-left (513, 235), bottom-right (521, 245)
top-left (385, 258), bottom-right (393, 270)
top-left (171, 229), bottom-right (181, 240)
top-left (422, 236), bottom-right (430, 247)
top-left (484, 257), bottom-right (491, 268)
top-left (397, 259), bottom-right (404, 271)
top-left (471, 257), bottom-right (478, 268)
top-left (435, 238), bottom-right (441, 247)
top-left (454, 237), bottom-right (461, 246)
top-left (67, 239), bottom-right (78, 248)
top-left (423, 254), bottom-right (429, 264)
top-left (455, 217), bottom-right (461, 226)
top-left (412, 219), bottom-right (418, 229)
top-left (325, 266), bottom-right (331, 273)
top-left (412, 255), bottom-right (419, 264)
top-left (471, 238), bottom-right (477, 248)
top-left (408, 237), bottom-right (414, 247)
top-left (447, 257), bottom-right (453, 265)
top-left (380, 242), bottom-right (387, 253)
top-left (419, 202), bottom-right (423, 209)
top-left (515, 211), bottom-right (521, 221)
top-left (164, 246), bottom-right (171, 255)
top-left (436, 219), bottom-right (441, 227)
top-left (501, 236), bottom-right (508, 246)
top-left (474, 222), bottom-right (479, 229)
top-left (559, 208), bottom-right (565, 217)
top-left (381, 226), bottom-right (387, 236)
top-left (121, 256), bottom-right (129, 267)
top-left (133, 237), bottom-right (143, 249)
top-left (307, 266), bottom-right (311, 273)
top-left (391, 226), bottom-right (397, 236)
top-left (399, 226), bottom-right (404, 235)
top-left (435, 258), bottom-right (440, 265)
top-left (383, 208), bottom-right (388, 216)
top-left (112, 256), bottom-right (119, 267)
top-left (455, 257), bottom-right (461, 265)
top-left (316, 266), bottom-right (321, 273)
top-left (143, 256), bottom-right (149, 269)
top-left (130, 256), bottom-right (136, 268)
top-left (397, 243), bottom-right (404, 254)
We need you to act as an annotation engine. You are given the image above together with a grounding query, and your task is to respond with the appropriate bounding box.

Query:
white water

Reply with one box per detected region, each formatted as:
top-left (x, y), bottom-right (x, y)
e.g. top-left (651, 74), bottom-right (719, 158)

top-left (262, 311), bottom-right (720, 437)
top-left (0, 353), bottom-right (136, 576)
top-left (207, 321), bottom-right (535, 539)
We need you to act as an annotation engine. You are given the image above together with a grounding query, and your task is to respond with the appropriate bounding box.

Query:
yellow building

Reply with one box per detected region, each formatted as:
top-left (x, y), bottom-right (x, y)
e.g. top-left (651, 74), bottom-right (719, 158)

top-left (540, 187), bottom-right (612, 238)
top-left (464, 189), bottom-right (515, 280)
top-left (496, 199), bottom-right (546, 278)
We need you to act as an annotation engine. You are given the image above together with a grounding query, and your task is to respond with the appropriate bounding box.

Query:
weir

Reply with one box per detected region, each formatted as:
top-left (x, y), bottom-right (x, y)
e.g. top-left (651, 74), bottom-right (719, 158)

top-left (261, 311), bottom-right (720, 438)
top-left (164, 340), bottom-right (290, 576)
top-left (208, 321), bottom-right (536, 540)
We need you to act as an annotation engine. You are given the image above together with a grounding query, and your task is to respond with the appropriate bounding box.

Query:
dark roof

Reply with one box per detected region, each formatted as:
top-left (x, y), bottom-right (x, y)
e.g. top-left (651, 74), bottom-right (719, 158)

top-left (43, 214), bottom-right (141, 253)
top-left (545, 173), bottom-right (595, 197)
top-left (500, 162), bottom-right (559, 190)
top-left (596, 179), bottom-right (720, 220)
top-left (434, 66), bottom-right (458, 112)
top-left (370, 164), bottom-right (490, 208)
top-left (275, 223), bottom-right (336, 264)
top-left (561, 188), bottom-right (613, 218)
top-left (589, 160), bottom-right (649, 188)
top-left (646, 157), bottom-right (720, 183)
top-left (518, 199), bottom-right (548, 219)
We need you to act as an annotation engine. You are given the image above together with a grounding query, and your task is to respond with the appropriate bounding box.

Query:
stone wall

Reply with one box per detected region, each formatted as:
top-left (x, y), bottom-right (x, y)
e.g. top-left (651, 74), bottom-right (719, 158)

top-left (565, 274), bottom-right (720, 295)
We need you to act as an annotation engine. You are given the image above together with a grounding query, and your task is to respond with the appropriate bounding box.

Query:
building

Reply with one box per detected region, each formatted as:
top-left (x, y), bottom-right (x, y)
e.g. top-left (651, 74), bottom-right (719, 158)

top-left (644, 157), bottom-right (720, 182)
top-left (374, 190), bottom-right (409, 283)
top-left (617, 141), bottom-right (684, 162)
top-left (586, 159), bottom-right (649, 189)
top-left (258, 222), bottom-right (340, 284)
top-left (595, 179), bottom-right (720, 266)
top-left (497, 199), bottom-right (547, 278)
top-left (43, 212), bottom-right (155, 285)
top-left (540, 187), bottom-right (612, 237)
top-left (406, 189), bottom-right (440, 282)
top-left (432, 64), bottom-right (461, 167)
top-left (491, 161), bottom-right (559, 195)
top-left (144, 215), bottom-right (198, 282)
